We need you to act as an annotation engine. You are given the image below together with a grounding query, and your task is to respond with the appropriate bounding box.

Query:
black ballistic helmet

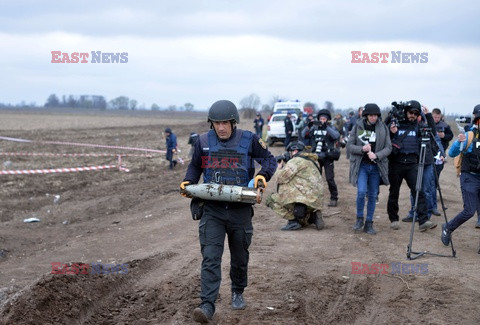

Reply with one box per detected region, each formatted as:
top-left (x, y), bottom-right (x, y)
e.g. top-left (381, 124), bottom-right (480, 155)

top-left (164, 128), bottom-right (172, 133)
top-left (362, 103), bottom-right (381, 116)
top-left (317, 109), bottom-right (332, 121)
top-left (286, 141), bottom-right (305, 152)
top-left (208, 100), bottom-right (240, 123)
top-left (473, 104), bottom-right (480, 122)
top-left (405, 100), bottom-right (421, 113)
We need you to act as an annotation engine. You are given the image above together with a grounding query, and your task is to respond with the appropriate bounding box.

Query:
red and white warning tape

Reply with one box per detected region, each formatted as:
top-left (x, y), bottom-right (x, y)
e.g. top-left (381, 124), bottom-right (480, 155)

top-left (0, 135), bottom-right (186, 176)
top-left (0, 152), bottom-right (152, 158)
top-left (0, 136), bottom-right (166, 154)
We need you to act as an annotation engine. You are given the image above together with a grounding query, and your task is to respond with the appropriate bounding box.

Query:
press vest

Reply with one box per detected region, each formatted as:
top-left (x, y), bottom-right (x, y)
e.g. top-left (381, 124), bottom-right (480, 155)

top-left (397, 123), bottom-right (419, 155)
top-left (202, 129), bottom-right (253, 186)
top-left (313, 128), bottom-right (335, 153)
top-left (462, 130), bottom-right (480, 174)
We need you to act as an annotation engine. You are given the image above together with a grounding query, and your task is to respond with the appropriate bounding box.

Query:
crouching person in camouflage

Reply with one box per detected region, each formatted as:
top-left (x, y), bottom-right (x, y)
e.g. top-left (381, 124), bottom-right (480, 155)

top-left (266, 141), bottom-right (325, 230)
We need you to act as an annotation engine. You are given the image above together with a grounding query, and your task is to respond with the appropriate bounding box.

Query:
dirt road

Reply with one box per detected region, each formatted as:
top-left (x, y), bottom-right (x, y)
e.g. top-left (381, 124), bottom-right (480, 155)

top-left (0, 111), bottom-right (479, 324)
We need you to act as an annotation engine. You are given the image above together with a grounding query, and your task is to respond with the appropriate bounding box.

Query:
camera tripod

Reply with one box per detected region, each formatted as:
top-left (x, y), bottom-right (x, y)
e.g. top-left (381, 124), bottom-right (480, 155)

top-left (407, 131), bottom-right (456, 260)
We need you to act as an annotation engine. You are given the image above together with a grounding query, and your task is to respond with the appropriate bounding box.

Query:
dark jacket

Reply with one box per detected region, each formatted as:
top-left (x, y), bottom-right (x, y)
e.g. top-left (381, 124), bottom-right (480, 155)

top-left (284, 117), bottom-right (294, 134)
top-left (166, 132), bottom-right (177, 151)
top-left (254, 117), bottom-right (264, 132)
top-left (309, 123), bottom-right (340, 152)
top-left (434, 120), bottom-right (453, 151)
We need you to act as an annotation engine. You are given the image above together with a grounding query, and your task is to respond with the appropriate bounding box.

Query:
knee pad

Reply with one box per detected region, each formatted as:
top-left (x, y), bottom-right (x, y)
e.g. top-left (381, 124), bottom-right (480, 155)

top-left (293, 203), bottom-right (307, 219)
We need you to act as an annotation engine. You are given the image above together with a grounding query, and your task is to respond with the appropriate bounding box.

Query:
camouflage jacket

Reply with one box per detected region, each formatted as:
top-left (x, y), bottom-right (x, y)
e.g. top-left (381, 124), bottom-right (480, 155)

top-left (273, 152), bottom-right (324, 210)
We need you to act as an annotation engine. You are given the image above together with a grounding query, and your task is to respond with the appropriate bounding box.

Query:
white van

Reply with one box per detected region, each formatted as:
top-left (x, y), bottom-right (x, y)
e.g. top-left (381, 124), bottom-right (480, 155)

top-left (273, 100), bottom-right (303, 116)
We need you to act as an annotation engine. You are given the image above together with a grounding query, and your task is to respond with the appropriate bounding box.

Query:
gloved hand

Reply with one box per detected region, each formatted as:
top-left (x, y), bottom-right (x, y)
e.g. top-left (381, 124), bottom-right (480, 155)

top-left (180, 181), bottom-right (192, 198)
top-left (254, 175), bottom-right (267, 190)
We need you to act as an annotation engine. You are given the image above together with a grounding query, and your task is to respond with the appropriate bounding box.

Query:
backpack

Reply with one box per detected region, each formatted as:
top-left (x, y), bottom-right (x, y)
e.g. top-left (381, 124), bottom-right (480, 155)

top-left (454, 131), bottom-right (474, 177)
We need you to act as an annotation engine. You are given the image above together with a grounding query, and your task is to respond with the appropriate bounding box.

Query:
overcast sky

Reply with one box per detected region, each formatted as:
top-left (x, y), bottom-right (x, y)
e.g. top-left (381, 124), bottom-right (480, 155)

top-left (1, 0), bottom-right (479, 114)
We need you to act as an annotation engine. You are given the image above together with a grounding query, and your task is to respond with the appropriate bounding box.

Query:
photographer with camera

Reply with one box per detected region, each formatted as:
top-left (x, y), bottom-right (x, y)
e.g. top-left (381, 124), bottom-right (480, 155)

top-left (441, 104), bottom-right (480, 247)
top-left (347, 103), bottom-right (392, 235)
top-left (403, 107), bottom-right (444, 223)
top-left (302, 114), bottom-right (315, 147)
top-left (266, 141), bottom-right (324, 231)
top-left (386, 100), bottom-right (437, 232)
top-left (303, 109), bottom-right (341, 207)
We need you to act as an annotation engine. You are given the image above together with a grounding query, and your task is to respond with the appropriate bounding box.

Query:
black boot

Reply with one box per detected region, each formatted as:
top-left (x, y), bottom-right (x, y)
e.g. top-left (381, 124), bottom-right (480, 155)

top-left (309, 211), bottom-right (324, 230)
top-left (364, 221), bottom-right (377, 235)
top-left (353, 218), bottom-right (364, 231)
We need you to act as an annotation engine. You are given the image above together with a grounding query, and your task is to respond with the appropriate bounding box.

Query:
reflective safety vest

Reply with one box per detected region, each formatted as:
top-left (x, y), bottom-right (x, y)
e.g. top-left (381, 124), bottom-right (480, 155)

top-left (202, 129), bottom-right (253, 186)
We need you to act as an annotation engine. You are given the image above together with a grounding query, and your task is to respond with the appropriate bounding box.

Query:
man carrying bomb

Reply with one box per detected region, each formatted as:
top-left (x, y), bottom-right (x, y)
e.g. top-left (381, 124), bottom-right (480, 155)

top-left (386, 100), bottom-right (437, 231)
top-left (180, 100), bottom-right (277, 323)
top-left (441, 104), bottom-right (480, 247)
top-left (303, 109), bottom-right (341, 207)
top-left (266, 141), bottom-right (325, 231)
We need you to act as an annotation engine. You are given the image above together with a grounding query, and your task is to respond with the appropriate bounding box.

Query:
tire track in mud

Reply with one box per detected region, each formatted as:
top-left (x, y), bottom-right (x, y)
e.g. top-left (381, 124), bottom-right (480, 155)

top-left (325, 271), bottom-right (357, 321)
top-left (0, 250), bottom-right (203, 325)
top-left (83, 253), bottom-right (201, 324)
top-left (241, 207), bottom-right (371, 324)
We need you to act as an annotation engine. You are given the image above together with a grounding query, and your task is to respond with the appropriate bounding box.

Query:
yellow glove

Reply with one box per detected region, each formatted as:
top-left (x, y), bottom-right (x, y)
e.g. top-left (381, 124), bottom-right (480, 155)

top-left (180, 181), bottom-right (192, 198)
top-left (254, 175), bottom-right (267, 190)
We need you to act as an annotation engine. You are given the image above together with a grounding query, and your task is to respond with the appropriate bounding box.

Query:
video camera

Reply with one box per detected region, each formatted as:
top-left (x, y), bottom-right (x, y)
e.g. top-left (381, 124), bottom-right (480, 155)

top-left (308, 120), bottom-right (325, 128)
top-left (275, 152), bottom-right (290, 163)
top-left (419, 127), bottom-right (432, 138)
top-left (389, 101), bottom-right (408, 123)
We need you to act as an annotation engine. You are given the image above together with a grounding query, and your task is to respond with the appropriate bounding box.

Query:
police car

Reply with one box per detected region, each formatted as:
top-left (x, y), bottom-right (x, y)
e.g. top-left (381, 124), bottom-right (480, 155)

top-left (266, 112), bottom-right (298, 146)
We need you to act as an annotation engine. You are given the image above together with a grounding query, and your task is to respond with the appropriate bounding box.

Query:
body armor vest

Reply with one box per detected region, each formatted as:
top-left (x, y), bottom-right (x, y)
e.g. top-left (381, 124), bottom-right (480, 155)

top-left (202, 129), bottom-right (253, 186)
top-left (462, 130), bottom-right (480, 174)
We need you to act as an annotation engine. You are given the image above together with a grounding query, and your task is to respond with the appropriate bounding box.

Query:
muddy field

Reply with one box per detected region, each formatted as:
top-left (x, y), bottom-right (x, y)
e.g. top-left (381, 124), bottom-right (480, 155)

top-left (0, 110), bottom-right (479, 324)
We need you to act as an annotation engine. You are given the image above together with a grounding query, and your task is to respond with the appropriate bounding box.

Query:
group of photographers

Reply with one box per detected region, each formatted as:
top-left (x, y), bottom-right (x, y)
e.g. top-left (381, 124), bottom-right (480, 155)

top-left (271, 100), bottom-right (477, 237)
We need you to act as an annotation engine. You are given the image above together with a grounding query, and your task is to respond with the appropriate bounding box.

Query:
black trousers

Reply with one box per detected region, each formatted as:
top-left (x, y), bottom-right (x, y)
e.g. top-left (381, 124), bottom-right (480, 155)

top-left (198, 202), bottom-right (253, 312)
top-left (387, 161), bottom-right (428, 224)
top-left (285, 132), bottom-right (292, 148)
top-left (320, 158), bottom-right (338, 201)
top-left (166, 150), bottom-right (176, 169)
